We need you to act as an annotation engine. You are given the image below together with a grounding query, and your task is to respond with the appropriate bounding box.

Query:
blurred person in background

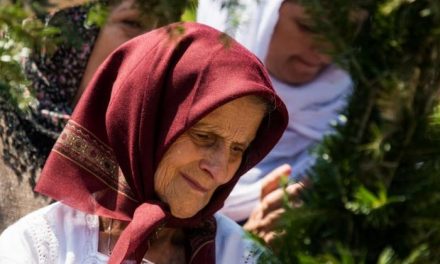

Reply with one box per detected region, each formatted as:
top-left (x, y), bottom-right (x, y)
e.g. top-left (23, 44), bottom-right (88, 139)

top-left (198, 0), bottom-right (353, 243)
top-left (0, 0), bottom-right (186, 232)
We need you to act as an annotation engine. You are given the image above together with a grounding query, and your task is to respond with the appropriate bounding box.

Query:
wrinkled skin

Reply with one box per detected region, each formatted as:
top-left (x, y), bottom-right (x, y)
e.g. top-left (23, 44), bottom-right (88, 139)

top-left (155, 96), bottom-right (267, 219)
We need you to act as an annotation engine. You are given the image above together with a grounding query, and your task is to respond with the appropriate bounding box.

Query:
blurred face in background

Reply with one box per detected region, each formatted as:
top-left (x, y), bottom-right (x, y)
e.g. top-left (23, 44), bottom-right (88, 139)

top-left (265, 1), bottom-right (332, 85)
top-left (75, 0), bottom-right (152, 104)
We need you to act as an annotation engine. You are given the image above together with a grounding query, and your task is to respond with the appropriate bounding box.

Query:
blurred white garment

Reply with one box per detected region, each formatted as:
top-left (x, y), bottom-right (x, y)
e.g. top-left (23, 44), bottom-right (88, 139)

top-left (198, 0), bottom-right (352, 221)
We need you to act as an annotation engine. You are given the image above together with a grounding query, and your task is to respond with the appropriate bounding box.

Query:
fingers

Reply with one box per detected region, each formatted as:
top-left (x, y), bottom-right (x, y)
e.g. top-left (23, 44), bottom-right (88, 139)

top-left (258, 208), bottom-right (285, 231)
top-left (260, 188), bottom-right (284, 216)
top-left (244, 174), bottom-right (308, 248)
top-left (244, 207), bottom-right (285, 246)
top-left (260, 182), bottom-right (304, 216)
top-left (262, 229), bottom-right (286, 247)
top-left (261, 164), bottom-right (292, 198)
top-left (244, 181), bottom-right (307, 247)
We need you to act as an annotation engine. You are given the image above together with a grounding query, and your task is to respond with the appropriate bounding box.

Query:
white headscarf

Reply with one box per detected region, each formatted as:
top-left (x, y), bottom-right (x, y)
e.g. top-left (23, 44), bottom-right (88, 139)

top-left (197, 0), bottom-right (352, 221)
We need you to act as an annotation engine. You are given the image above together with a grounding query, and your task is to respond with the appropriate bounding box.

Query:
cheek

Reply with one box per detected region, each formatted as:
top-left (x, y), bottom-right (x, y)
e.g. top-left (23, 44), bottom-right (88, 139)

top-left (154, 141), bottom-right (196, 199)
top-left (100, 25), bottom-right (134, 53)
top-left (265, 41), bottom-right (283, 73)
top-left (91, 29), bottom-right (121, 65)
top-left (226, 161), bottom-right (242, 183)
top-left (318, 49), bottom-right (333, 65)
top-left (154, 157), bottom-right (177, 202)
top-left (267, 28), bottom-right (300, 67)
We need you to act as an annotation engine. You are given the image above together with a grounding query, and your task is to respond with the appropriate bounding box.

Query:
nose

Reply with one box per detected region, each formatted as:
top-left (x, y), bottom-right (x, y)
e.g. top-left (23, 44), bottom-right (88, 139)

top-left (199, 145), bottom-right (231, 185)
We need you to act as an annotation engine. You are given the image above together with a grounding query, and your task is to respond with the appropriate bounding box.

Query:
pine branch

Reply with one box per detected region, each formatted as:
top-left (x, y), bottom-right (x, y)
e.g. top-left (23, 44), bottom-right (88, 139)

top-left (261, 1), bottom-right (440, 263)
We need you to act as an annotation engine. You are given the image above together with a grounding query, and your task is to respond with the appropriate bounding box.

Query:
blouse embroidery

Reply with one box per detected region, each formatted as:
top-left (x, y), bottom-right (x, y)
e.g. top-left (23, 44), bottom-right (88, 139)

top-left (28, 214), bottom-right (58, 263)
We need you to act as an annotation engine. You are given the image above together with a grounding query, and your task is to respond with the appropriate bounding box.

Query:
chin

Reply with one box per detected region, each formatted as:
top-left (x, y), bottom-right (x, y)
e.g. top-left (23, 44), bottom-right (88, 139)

top-left (270, 69), bottom-right (314, 85)
top-left (281, 64), bottom-right (325, 85)
top-left (283, 71), bottom-right (319, 85)
top-left (170, 207), bottom-right (200, 219)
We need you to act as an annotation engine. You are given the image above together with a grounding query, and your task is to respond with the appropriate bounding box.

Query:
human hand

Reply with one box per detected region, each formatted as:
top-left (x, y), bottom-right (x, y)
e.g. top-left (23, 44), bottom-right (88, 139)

top-left (243, 164), bottom-right (305, 245)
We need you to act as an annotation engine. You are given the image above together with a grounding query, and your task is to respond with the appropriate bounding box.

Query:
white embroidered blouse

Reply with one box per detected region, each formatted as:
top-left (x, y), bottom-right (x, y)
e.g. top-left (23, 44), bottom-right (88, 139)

top-left (0, 202), bottom-right (258, 264)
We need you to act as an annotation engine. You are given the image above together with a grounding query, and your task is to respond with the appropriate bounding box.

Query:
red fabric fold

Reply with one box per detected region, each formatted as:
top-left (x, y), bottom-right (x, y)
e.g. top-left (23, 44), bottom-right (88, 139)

top-left (109, 203), bottom-right (168, 263)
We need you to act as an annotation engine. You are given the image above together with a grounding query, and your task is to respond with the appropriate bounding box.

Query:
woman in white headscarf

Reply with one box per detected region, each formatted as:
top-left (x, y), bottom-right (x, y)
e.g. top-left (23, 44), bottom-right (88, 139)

top-left (197, 0), bottom-right (352, 236)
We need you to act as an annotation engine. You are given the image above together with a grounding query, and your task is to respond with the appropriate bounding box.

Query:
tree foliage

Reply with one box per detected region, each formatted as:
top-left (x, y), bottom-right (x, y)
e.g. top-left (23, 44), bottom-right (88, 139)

top-left (0, 1), bottom-right (60, 109)
top-left (260, 0), bottom-right (440, 263)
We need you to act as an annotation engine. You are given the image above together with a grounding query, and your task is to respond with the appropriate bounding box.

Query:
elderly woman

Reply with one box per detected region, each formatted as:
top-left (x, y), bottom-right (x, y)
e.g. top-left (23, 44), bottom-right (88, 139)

top-left (0, 23), bottom-right (287, 263)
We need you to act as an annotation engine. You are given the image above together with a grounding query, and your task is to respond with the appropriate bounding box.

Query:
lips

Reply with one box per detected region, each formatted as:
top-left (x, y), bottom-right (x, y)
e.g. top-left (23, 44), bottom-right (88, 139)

top-left (181, 173), bottom-right (209, 193)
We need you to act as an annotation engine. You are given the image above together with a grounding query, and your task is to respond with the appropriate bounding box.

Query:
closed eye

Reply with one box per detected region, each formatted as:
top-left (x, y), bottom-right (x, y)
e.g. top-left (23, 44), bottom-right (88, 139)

top-left (189, 130), bottom-right (216, 146)
top-left (122, 19), bottom-right (142, 29)
top-left (231, 146), bottom-right (245, 155)
top-left (194, 133), bottom-right (210, 140)
top-left (295, 19), bottom-right (317, 34)
top-left (231, 143), bottom-right (247, 157)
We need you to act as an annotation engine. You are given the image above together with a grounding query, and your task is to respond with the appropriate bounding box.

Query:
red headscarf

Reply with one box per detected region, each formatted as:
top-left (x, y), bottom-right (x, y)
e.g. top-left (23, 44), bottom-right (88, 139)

top-left (35, 22), bottom-right (288, 263)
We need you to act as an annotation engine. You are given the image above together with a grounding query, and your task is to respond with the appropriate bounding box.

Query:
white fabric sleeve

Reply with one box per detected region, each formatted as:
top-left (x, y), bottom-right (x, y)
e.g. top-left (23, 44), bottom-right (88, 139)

top-left (215, 213), bottom-right (260, 263)
top-left (0, 219), bottom-right (38, 264)
top-left (219, 179), bottom-right (263, 222)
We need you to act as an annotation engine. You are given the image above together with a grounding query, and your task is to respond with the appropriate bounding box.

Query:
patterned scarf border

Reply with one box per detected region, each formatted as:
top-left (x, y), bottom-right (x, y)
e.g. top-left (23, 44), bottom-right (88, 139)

top-left (53, 120), bottom-right (137, 201)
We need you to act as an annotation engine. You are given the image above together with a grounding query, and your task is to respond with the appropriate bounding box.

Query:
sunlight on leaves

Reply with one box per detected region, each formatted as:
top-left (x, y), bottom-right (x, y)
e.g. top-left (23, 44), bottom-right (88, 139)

top-left (345, 185), bottom-right (405, 215)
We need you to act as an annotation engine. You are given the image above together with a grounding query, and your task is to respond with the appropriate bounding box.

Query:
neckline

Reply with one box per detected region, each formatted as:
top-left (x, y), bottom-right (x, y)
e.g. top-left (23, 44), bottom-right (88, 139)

top-left (93, 214), bottom-right (157, 264)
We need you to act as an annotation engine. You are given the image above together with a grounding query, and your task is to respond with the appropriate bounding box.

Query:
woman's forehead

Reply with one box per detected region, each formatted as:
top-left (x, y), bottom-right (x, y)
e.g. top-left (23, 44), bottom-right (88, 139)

top-left (189, 97), bottom-right (267, 141)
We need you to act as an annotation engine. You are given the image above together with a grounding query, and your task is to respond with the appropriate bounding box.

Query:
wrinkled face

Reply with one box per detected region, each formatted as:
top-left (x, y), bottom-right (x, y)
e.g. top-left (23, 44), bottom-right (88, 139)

top-left (154, 96), bottom-right (267, 218)
top-left (265, 1), bottom-right (332, 85)
top-left (75, 0), bottom-right (150, 104)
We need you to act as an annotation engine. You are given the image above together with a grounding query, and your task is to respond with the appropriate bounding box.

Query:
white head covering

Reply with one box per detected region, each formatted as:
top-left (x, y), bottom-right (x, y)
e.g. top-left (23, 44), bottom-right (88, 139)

top-left (198, 0), bottom-right (352, 221)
